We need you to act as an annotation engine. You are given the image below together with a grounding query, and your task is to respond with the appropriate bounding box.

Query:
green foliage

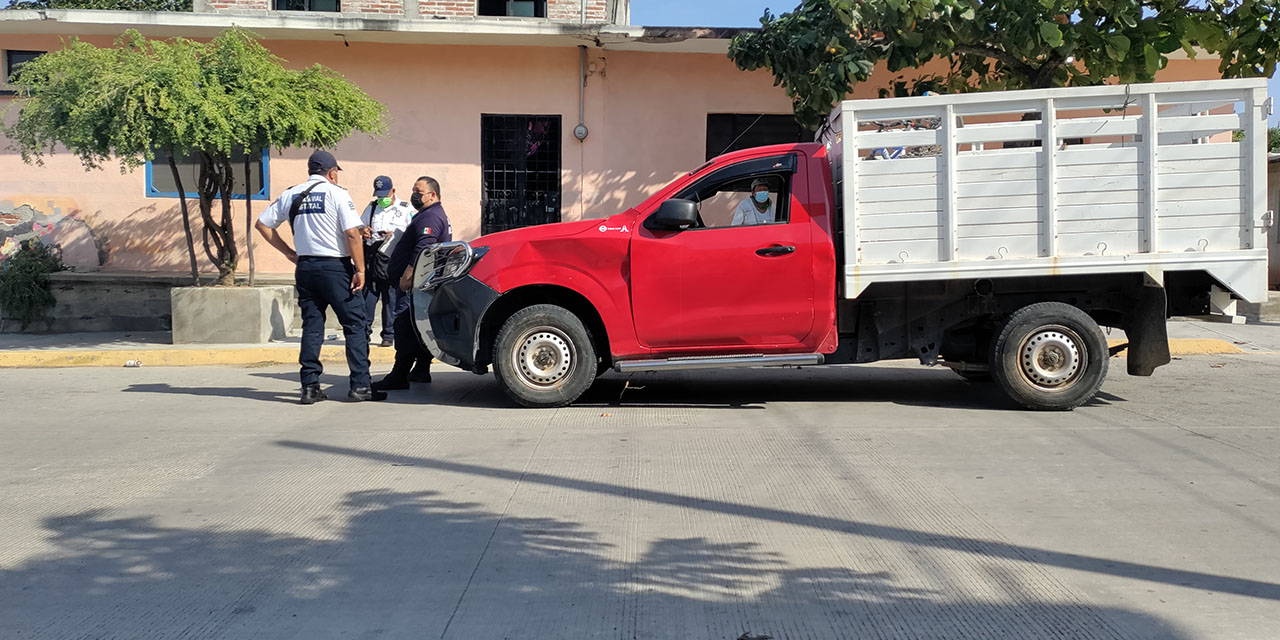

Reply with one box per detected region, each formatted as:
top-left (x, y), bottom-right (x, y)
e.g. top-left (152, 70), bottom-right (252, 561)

top-left (730, 0), bottom-right (1280, 129)
top-left (5, 0), bottom-right (191, 10)
top-left (3, 28), bottom-right (387, 285)
top-left (0, 240), bottom-right (64, 330)
top-left (1271, 127), bottom-right (1279, 152)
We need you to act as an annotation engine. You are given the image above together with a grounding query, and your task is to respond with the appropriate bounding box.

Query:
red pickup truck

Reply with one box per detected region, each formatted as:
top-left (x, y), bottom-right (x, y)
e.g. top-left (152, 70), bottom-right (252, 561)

top-left (408, 81), bottom-right (1270, 410)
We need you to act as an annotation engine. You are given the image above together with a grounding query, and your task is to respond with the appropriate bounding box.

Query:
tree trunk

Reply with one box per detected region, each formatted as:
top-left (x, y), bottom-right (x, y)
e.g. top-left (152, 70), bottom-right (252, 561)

top-left (218, 154), bottom-right (237, 286)
top-left (244, 150), bottom-right (256, 287)
top-left (167, 153), bottom-right (200, 286)
top-left (196, 151), bottom-right (238, 286)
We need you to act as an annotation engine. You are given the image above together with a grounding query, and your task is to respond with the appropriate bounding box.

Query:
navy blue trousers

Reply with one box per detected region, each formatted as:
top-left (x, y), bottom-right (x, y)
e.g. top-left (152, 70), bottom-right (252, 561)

top-left (295, 256), bottom-right (370, 390)
top-left (364, 276), bottom-right (408, 343)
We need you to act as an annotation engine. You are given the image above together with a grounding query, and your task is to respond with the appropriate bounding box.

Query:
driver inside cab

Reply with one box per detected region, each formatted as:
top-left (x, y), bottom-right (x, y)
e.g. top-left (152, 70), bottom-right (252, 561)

top-left (731, 178), bottom-right (775, 227)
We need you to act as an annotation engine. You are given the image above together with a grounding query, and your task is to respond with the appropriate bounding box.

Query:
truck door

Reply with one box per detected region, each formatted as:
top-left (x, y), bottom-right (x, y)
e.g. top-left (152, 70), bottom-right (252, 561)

top-left (630, 153), bottom-right (816, 351)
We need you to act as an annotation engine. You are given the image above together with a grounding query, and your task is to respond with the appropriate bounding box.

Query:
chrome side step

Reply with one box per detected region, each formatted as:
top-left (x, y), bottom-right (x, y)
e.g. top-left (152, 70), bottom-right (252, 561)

top-left (614, 353), bottom-right (824, 373)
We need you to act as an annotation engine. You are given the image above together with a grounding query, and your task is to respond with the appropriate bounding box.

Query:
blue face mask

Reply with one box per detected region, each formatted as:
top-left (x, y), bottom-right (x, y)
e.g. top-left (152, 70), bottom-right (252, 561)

top-left (754, 191), bottom-right (770, 204)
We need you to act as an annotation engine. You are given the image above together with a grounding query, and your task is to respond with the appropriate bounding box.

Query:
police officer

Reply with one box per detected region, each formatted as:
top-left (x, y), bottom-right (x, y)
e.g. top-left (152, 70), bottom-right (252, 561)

top-left (373, 176), bottom-right (452, 391)
top-left (360, 176), bottom-right (415, 348)
top-left (255, 150), bottom-right (386, 404)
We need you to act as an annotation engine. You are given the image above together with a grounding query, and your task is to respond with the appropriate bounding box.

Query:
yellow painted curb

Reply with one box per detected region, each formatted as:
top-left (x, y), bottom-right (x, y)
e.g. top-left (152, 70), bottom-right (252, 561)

top-left (0, 339), bottom-right (1245, 368)
top-left (0, 346), bottom-right (398, 368)
top-left (1108, 338), bottom-right (1243, 356)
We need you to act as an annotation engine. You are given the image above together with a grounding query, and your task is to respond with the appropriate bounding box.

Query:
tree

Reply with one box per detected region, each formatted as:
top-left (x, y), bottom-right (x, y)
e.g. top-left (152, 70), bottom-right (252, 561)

top-left (3, 28), bottom-right (386, 286)
top-left (729, 0), bottom-right (1280, 129)
top-left (4, 0), bottom-right (191, 10)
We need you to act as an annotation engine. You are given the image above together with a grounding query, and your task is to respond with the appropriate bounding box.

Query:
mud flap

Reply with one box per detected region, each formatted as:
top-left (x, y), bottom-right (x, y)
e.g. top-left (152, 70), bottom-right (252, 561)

top-left (1124, 284), bottom-right (1172, 377)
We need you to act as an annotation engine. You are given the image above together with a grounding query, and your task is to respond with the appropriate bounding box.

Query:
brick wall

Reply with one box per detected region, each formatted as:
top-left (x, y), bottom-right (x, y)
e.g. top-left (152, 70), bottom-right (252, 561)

top-left (418, 0), bottom-right (473, 17)
top-left (548, 0), bottom-right (607, 22)
top-left (206, 0), bottom-right (267, 12)
top-left (343, 0), bottom-right (405, 14)
top-left (204, 0), bottom-right (615, 21)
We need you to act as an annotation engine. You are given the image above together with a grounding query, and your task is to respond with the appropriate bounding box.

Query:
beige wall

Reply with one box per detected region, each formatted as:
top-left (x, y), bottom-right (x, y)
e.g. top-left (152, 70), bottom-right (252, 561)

top-left (0, 32), bottom-right (1226, 276)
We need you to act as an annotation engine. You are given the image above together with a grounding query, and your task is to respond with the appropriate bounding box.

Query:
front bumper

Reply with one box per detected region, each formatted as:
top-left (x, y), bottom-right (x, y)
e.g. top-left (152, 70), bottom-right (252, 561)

top-left (412, 274), bottom-right (500, 372)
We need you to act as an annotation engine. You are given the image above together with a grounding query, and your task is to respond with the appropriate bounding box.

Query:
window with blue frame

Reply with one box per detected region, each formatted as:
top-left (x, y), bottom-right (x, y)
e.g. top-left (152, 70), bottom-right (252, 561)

top-left (146, 148), bottom-right (270, 200)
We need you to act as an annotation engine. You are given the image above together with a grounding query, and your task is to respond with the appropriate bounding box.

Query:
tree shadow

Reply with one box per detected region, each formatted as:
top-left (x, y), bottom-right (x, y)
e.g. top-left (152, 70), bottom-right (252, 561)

top-left (0, 489), bottom-right (1194, 639)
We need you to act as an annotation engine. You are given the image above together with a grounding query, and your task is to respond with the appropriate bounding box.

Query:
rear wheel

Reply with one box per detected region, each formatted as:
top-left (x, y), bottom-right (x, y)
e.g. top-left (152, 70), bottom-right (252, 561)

top-left (492, 304), bottom-right (597, 408)
top-left (990, 302), bottom-right (1108, 411)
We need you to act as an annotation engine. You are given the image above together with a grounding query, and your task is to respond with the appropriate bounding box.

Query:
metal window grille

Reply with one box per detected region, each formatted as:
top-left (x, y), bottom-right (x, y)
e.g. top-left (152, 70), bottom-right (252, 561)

top-left (5, 50), bottom-right (44, 83)
top-left (274, 0), bottom-right (339, 11)
top-left (481, 114), bottom-right (562, 236)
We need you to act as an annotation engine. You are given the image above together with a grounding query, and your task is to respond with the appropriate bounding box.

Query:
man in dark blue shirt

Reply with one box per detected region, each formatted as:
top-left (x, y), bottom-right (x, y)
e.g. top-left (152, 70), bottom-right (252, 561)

top-left (374, 176), bottom-right (453, 391)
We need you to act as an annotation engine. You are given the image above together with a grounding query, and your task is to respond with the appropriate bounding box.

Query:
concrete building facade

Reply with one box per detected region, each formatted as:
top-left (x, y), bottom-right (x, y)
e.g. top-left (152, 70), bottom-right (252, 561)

top-left (0, 6), bottom-right (1228, 278)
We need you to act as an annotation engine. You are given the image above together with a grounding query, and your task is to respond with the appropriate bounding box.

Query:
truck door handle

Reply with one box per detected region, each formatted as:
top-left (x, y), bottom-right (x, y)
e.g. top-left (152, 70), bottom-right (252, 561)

top-left (756, 245), bottom-right (796, 257)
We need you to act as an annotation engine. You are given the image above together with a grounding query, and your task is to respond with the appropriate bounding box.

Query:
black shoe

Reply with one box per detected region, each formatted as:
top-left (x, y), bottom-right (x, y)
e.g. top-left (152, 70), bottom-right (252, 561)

top-left (348, 387), bottom-right (388, 402)
top-left (300, 384), bottom-right (328, 405)
top-left (379, 339), bottom-right (394, 348)
top-left (409, 364), bottom-right (432, 384)
top-left (372, 376), bottom-right (410, 391)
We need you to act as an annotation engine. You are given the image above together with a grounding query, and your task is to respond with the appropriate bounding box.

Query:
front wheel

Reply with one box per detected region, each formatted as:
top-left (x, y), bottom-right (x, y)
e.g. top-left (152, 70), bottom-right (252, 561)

top-left (492, 304), bottom-right (597, 408)
top-left (990, 302), bottom-right (1108, 411)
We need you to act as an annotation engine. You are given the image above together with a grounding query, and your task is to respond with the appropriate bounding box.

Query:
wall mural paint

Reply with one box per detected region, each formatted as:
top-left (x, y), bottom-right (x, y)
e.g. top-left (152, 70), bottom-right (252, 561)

top-left (0, 200), bottom-right (106, 268)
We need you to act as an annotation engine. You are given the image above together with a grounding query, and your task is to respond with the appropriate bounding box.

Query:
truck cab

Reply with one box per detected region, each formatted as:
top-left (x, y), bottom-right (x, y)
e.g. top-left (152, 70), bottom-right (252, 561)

top-left (412, 79), bottom-right (1271, 410)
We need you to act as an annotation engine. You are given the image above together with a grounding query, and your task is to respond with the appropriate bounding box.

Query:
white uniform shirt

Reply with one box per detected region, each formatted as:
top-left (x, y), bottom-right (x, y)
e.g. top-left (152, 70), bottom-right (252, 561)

top-left (360, 199), bottom-right (415, 244)
top-left (258, 175), bottom-right (362, 258)
top-left (731, 197), bottom-right (777, 226)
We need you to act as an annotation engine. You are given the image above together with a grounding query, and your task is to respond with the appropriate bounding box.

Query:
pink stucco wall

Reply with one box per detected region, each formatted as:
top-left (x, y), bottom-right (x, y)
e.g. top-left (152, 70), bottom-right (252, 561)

top-left (0, 33), bottom-right (1226, 276)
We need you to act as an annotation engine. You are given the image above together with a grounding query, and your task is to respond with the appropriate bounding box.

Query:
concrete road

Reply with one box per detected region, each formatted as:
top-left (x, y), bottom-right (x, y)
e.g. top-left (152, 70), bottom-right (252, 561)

top-left (2, 355), bottom-right (1278, 639)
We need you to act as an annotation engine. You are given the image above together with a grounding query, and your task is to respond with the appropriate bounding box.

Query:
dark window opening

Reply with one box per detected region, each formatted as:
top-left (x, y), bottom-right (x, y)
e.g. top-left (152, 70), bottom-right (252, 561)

top-left (6, 50), bottom-right (44, 84)
top-left (478, 0), bottom-right (545, 17)
top-left (274, 0), bottom-right (339, 12)
top-left (147, 147), bottom-right (269, 201)
top-left (705, 114), bottom-right (811, 161)
top-left (481, 114), bottom-right (561, 236)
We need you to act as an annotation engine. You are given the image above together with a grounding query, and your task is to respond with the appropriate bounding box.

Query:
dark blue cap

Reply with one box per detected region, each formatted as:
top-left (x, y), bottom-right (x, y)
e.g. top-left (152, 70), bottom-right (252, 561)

top-left (372, 175), bottom-right (393, 197)
top-left (307, 149), bottom-right (341, 175)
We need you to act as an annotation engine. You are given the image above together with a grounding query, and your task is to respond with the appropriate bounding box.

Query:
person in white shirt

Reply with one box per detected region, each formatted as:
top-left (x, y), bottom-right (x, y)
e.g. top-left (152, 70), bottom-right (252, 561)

top-left (731, 178), bottom-right (777, 227)
top-left (359, 175), bottom-right (416, 348)
top-left (254, 150), bottom-right (385, 404)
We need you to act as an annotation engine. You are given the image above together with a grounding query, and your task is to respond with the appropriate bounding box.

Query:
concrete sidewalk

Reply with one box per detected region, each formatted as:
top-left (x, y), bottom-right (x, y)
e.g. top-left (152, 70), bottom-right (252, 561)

top-left (2, 316), bottom-right (1278, 368)
top-left (0, 332), bottom-right (398, 367)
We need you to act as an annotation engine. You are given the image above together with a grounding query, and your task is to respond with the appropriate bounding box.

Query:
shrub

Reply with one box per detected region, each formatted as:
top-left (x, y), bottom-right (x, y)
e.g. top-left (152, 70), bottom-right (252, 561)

top-left (0, 240), bottom-right (65, 330)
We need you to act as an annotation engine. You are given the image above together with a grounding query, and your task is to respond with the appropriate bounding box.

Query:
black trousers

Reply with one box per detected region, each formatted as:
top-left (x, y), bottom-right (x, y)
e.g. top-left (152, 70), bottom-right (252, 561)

top-left (296, 256), bottom-right (370, 389)
top-left (391, 301), bottom-right (433, 375)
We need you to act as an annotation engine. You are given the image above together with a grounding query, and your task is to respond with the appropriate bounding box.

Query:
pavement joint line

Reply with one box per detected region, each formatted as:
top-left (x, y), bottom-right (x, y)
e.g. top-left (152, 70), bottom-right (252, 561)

top-left (0, 338), bottom-right (1246, 368)
top-left (438, 424), bottom-right (549, 640)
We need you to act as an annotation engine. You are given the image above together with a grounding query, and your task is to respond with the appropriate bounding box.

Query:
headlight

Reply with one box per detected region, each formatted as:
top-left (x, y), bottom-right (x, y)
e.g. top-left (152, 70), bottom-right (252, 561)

top-left (414, 242), bottom-right (488, 290)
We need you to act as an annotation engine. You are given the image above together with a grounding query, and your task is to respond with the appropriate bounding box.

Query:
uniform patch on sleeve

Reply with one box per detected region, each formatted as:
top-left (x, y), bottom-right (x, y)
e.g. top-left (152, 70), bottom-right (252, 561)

top-left (423, 227), bottom-right (433, 235)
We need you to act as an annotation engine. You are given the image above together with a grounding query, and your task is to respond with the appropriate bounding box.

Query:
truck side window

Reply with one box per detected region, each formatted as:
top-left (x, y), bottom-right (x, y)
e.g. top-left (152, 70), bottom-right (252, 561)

top-left (679, 173), bottom-right (790, 229)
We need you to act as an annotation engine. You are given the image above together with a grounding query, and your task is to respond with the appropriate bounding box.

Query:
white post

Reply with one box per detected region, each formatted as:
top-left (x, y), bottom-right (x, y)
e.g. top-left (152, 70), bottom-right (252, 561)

top-left (843, 104), bottom-right (861, 268)
top-left (1041, 97), bottom-right (1057, 258)
top-left (943, 104), bottom-right (958, 261)
top-left (1143, 92), bottom-right (1160, 254)
top-left (1245, 88), bottom-right (1268, 252)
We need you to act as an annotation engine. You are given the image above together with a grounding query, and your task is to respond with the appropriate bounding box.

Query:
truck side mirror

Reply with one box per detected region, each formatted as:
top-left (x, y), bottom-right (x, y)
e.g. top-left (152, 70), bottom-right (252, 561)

top-left (647, 199), bottom-right (698, 230)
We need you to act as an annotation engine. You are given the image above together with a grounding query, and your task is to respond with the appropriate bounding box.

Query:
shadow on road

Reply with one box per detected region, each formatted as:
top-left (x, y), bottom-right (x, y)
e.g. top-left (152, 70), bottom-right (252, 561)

top-left (2, 489), bottom-right (1191, 639)
top-left (121, 365), bottom-right (1132, 412)
top-left (274, 440), bottom-right (1280, 606)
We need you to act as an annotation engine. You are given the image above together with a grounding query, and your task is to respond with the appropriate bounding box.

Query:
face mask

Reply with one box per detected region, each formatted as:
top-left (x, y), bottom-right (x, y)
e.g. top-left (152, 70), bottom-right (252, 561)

top-left (410, 193), bottom-right (425, 210)
top-left (754, 191), bottom-right (770, 204)
top-left (377, 196), bottom-right (392, 208)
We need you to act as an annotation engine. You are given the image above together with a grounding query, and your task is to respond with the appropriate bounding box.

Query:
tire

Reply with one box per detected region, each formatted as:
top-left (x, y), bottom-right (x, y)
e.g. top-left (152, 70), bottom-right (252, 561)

top-left (990, 302), bottom-right (1108, 411)
top-left (492, 304), bottom-right (598, 408)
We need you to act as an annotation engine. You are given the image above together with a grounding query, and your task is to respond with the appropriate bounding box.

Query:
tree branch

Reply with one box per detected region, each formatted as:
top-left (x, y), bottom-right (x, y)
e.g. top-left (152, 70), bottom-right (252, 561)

top-left (952, 44), bottom-right (1038, 84)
